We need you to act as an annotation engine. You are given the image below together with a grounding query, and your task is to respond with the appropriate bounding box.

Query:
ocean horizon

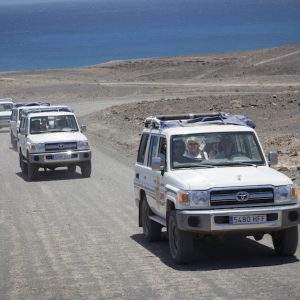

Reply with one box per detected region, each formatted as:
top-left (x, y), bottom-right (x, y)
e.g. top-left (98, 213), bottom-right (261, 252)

top-left (1, 0), bottom-right (300, 72)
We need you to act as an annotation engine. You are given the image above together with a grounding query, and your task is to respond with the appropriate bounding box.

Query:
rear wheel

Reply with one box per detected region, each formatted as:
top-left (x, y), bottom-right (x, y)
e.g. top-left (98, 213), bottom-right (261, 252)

top-left (141, 197), bottom-right (161, 242)
top-left (80, 160), bottom-right (91, 177)
top-left (272, 226), bottom-right (298, 256)
top-left (168, 210), bottom-right (194, 264)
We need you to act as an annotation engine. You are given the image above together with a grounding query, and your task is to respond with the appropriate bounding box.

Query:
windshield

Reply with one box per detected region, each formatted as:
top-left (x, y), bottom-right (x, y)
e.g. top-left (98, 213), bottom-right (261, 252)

top-left (171, 132), bottom-right (265, 169)
top-left (0, 103), bottom-right (13, 112)
top-left (30, 115), bottom-right (78, 134)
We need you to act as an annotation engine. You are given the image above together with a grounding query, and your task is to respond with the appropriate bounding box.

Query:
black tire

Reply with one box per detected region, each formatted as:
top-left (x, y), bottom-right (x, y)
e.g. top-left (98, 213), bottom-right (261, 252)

top-left (80, 160), bottom-right (91, 177)
top-left (68, 165), bottom-right (76, 173)
top-left (168, 210), bottom-right (194, 264)
top-left (19, 152), bottom-right (28, 175)
top-left (27, 161), bottom-right (38, 181)
top-left (272, 226), bottom-right (298, 256)
top-left (10, 132), bottom-right (14, 146)
top-left (141, 197), bottom-right (161, 242)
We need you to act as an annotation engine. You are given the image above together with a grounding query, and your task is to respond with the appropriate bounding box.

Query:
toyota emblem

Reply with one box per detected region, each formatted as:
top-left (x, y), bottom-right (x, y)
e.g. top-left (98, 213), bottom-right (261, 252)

top-left (236, 191), bottom-right (250, 202)
top-left (58, 144), bottom-right (64, 149)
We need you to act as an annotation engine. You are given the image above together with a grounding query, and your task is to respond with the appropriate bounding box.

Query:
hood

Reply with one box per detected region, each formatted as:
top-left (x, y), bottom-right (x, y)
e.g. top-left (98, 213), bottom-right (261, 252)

top-left (28, 131), bottom-right (88, 143)
top-left (0, 111), bottom-right (12, 117)
top-left (169, 166), bottom-right (291, 190)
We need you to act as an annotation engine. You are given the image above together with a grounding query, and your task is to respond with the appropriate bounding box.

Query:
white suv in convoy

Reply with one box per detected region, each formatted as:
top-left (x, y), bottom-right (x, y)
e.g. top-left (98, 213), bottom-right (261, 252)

top-left (10, 102), bottom-right (50, 148)
top-left (0, 98), bottom-right (14, 128)
top-left (18, 107), bottom-right (91, 180)
top-left (134, 113), bottom-right (300, 263)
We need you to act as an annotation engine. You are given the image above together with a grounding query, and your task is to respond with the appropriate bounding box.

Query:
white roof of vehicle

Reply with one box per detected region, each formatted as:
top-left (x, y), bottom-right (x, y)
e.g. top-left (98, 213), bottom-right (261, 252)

top-left (146, 124), bottom-right (255, 136)
top-left (0, 98), bottom-right (14, 104)
top-left (28, 111), bottom-right (75, 118)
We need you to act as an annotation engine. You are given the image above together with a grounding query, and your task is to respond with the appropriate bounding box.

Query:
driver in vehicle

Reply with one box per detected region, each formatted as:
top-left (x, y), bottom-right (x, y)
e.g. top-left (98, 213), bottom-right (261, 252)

top-left (215, 136), bottom-right (236, 159)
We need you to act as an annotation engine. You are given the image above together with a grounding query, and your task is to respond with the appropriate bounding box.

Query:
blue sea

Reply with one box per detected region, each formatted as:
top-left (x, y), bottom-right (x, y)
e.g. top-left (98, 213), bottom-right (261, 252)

top-left (0, 0), bottom-right (300, 72)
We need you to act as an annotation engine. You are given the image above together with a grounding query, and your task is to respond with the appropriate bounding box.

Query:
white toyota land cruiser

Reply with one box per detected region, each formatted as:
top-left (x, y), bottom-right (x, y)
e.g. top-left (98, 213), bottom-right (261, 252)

top-left (18, 107), bottom-right (91, 180)
top-left (134, 113), bottom-right (300, 264)
top-left (0, 98), bottom-right (13, 128)
top-left (10, 101), bottom-right (50, 148)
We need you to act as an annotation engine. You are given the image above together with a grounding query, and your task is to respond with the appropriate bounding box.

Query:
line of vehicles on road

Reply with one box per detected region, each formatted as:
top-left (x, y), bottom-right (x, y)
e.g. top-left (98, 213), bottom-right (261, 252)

top-left (0, 98), bottom-right (92, 181)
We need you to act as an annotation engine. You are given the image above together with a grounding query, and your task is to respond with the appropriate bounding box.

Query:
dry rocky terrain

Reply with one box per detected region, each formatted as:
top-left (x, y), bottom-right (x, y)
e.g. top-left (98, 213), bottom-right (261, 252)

top-left (1, 45), bottom-right (300, 179)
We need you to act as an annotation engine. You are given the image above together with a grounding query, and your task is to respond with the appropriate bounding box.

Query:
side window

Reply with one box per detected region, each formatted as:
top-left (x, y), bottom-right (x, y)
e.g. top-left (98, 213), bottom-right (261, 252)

top-left (137, 133), bottom-right (149, 164)
top-left (147, 135), bottom-right (160, 167)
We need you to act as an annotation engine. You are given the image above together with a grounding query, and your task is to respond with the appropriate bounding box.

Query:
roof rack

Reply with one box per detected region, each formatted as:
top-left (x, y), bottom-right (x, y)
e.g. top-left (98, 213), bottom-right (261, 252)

top-left (22, 106), bottom-right (73, 116)
top-left (14, 101), bottom-right (50, 108)
top-left (144, 112), bottom-right (256, 129)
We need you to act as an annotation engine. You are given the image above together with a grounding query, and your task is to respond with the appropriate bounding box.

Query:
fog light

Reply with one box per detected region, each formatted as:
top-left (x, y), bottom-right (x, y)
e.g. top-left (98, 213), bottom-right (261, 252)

top-left (188, 216), bottom-right (200, 227)
top-left (288, 211), bottom-right (299, 222)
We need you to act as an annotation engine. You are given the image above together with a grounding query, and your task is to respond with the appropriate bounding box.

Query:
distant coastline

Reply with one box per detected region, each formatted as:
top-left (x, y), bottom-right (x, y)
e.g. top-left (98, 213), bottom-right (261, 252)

top-left (1, 0), bottom-right (300, 72)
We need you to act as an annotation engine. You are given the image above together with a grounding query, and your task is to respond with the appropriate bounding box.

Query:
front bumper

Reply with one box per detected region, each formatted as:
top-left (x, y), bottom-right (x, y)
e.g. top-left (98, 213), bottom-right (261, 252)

top-left (176, 204), bottom-right (300, 233)
top-left (28, 150), bottom-right (91, 165)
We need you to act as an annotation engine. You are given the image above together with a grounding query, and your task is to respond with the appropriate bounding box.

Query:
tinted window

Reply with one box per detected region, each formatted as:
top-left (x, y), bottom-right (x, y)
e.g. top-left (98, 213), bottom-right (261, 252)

top-left (137, 133), bottom-right (149, 164)
top-left (147, 135), bottom-right (160, 167)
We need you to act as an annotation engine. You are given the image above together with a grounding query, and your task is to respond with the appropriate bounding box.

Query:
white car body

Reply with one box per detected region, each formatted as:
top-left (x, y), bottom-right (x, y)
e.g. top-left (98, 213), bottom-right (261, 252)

top-left (134, 114), bottom-right (300, 263)
top-left (0, 99), bottom-right (13, 128)
top-left (18, 110), bottom-right (91, 180)
top-left (10, 105), bottom-right (50, 146)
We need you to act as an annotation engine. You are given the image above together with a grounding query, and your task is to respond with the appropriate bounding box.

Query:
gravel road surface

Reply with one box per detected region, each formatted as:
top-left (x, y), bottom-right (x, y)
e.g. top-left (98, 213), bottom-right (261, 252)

top-left (1, 123), bottom-right (300, 300)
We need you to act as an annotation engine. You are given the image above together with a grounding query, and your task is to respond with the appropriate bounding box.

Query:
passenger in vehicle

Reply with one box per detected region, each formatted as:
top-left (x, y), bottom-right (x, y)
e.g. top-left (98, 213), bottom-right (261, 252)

top-left (31, 119), bottom-right (41, 132)
top-left (172, 140), bottom-right (190, 163)
top-left (215, 136), bottom-right (236, 159)
top-left (40, 118), bottom-right (49, 130)
top-left (184, 137), bottom-right (208, 159)
top-left (208, 138), bottom-right (221, 159)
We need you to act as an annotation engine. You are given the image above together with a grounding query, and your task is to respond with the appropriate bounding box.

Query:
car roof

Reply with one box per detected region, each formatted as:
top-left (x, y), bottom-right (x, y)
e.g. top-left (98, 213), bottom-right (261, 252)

top-left (144, 124), bottom-right (255, 136)
top-left (28, 111), bottom-right (75, 118)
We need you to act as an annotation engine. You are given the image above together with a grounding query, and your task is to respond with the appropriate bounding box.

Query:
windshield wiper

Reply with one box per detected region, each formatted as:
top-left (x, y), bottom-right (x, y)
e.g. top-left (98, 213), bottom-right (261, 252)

top-left (176, 163), bottom-right (218, 169)
top-left (218, 162), bottom-right (258, 167)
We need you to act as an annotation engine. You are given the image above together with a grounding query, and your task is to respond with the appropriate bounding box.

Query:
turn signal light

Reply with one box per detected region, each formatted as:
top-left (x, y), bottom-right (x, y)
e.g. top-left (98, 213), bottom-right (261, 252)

top-left (178, 192), bottom-right (189, 204)
top-left (291, 186), bottom-right (298, 199)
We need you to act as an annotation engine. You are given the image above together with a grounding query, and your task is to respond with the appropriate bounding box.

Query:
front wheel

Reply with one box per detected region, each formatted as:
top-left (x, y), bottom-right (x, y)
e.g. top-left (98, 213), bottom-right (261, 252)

top-left (27, 161), bottom-right (39, 181)
top-left (68, 165), bottom-right (76, 173)
top-left (168, 210), bottom-right (194, 264)
top-left (272, 226), bottom-right (298, 256)
top-left (141, 198), bottom-right (161, 242)
top-left (80, 160), bottom-right (91, 177)
top-left (19, 152), bottom-right (28, 175)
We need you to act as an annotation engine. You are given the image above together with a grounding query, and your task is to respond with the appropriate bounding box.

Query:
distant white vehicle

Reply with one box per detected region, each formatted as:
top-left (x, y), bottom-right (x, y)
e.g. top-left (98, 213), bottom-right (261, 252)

top-left (18, 106), bottom-right (91, 181)
top-left (0, 98), bottom-right (14, 128)
top-left (10, 102), bottom-right (51, 148)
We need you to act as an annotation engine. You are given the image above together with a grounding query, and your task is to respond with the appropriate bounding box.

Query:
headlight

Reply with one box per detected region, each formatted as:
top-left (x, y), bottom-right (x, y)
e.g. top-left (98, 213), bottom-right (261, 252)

top-left (274, 184), bottom-right (298, 203)
top-left (177, 190), bottom-right (209, 208)
top-left (77, 140), bottom-right (90, 150)
top-left (28, 143), bottom-right (45, 153)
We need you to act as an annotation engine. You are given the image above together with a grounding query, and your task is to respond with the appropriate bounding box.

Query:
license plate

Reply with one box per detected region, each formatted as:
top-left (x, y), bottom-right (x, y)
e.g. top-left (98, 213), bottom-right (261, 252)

top-left (54, 153), bottom-right (71, 160)
top-left (230, 214), bottom-right (267, 225)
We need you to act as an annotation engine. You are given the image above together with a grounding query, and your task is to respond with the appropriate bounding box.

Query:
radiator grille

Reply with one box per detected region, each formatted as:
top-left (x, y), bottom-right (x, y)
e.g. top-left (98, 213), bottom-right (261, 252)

top-left (45, 142), bottom-right (77, 152)
top-left (210, 187), bottom-right (274, 207)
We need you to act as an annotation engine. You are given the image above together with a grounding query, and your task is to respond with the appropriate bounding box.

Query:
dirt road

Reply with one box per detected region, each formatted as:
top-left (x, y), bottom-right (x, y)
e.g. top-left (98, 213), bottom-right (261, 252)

top-left (1, 119), bottom-right (300, 299)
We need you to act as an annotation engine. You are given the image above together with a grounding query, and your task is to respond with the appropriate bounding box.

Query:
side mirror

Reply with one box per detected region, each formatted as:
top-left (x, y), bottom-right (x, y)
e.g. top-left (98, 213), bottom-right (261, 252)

top-left (268, 151), bottom-right (278, 166)
top-left (151, 157), bottom-right (165, 172)
top-left (80, 124), bottom-right (87, 132)
top-left (19, 128), bottom-right (26, 135)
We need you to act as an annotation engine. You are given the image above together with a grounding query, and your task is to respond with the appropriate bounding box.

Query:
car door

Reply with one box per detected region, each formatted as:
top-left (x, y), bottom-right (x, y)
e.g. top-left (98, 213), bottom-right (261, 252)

top-left (18, 116), bottom-right (28, 156)
top-left (146, 135), bottom-right (167, 217)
